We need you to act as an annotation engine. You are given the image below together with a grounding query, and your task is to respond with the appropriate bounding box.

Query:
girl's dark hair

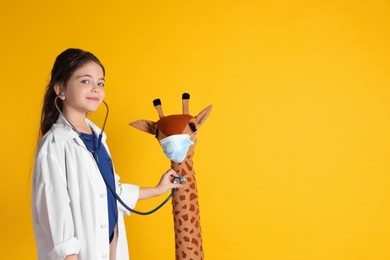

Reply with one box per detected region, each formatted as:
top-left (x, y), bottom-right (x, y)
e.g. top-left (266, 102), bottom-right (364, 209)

top-left (40, 48), bottom-right (105, 137)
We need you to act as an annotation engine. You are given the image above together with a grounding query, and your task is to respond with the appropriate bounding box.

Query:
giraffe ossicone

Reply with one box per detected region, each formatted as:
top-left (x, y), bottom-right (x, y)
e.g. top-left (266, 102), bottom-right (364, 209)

top-left (130, 93), bottom-right (212, 260)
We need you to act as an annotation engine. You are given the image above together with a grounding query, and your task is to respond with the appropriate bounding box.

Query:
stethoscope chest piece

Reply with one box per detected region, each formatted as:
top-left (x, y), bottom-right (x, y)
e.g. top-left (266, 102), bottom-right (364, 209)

top-left (172, 175), bottom-right (186, 185)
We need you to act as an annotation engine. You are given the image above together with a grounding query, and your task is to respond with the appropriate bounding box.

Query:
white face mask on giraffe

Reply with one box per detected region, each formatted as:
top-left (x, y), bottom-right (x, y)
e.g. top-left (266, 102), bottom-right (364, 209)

top-left (160, 132), bottom-right (197, 163)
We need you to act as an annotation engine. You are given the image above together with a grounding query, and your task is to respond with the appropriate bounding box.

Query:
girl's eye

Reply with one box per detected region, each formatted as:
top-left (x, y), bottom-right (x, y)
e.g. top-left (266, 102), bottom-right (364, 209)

top-left (81, 79), bottom-right (90, 85)
top-left (98, 82), bottom-right (105, 87)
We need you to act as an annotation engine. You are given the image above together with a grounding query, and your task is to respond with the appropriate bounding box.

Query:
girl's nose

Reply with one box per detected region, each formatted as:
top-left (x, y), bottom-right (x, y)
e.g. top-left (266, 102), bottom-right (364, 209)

top-left (91, 84), bottom-right (100, 92)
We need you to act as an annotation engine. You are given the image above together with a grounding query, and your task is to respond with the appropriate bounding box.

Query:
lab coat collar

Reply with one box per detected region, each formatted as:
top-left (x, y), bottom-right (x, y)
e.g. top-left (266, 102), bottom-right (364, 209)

top-left (53, 113), bottom-right (107, 145)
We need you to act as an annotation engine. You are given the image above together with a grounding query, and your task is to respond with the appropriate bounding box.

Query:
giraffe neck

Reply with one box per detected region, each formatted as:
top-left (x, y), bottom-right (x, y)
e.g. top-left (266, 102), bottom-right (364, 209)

top-left (171, 155), bottom-right (194, 176)
top-left (170, 154), bottom-right (204, 259)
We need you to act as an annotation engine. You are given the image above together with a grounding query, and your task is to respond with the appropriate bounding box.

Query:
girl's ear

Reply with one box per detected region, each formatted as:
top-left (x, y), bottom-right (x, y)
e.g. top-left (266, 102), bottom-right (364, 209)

top-left (195, 105), bottom-right (212, 127)
top-left (129, 120), bottom-right (157, 135)
top-left (54, 84), bottom-right (63, 96)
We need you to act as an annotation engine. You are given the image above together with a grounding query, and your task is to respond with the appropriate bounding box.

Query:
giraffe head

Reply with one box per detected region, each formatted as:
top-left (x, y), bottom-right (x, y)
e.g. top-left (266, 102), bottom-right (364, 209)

top-left (130, 93), bottom-right (212, 164)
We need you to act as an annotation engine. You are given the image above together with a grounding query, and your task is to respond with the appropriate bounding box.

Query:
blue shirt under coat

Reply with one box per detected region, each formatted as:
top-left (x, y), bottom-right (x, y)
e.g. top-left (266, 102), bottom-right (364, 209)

top-left (80, 132), bottom-right (117, 243)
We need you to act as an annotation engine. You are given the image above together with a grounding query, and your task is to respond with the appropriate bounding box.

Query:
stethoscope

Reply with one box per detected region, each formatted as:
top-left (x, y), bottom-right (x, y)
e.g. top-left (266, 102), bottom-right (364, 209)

top-left (55, 96), bottom-right (185, 215)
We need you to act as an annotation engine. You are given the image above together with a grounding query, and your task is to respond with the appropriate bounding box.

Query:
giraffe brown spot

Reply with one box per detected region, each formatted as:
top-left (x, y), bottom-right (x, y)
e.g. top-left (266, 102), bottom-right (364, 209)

top-left (182, 214), bottom-right (188, 221)
top-left (190, 229), bottom-right (194, 234)
top-left (179, 195), bottom-right (186, 201)
top-left (185, 161), bottom-right (193, 171)
top-left (195, 221), bottom-right (200, 228)
top-left (187, 177), bottom-right (192, 182)
top-left (191, 238), bottom-right (198, 246)
top-left (190, 183), bottom-right (196, 189)
top-left (178, 219), bottom-right (182, 226)
top-left (182, 251), bottom-right (187, 258)
top-left (185, 188), bottom-right (191, 193)
top-left (190, 193), bottom-right (197, 201)
top-left (182, 205), bottom-right (187, 209)
top-left (183, 236), bottom-right (190, 242)
top-left (183, 227), bottom-right (189, 232)
top-left (181, 169), bottom-right (187, 176)
top-left (189, 205), bottom-right (195, 212)
top-left (190, 217), bottom-right (195, 223)
top-left (175, 211), bottom-right (180, 215)
top-left (194, 251), bottom-right (199, 256)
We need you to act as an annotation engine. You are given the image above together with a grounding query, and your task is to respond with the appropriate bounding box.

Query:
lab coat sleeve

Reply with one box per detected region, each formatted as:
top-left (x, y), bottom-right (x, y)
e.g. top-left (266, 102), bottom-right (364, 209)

top-left (114, 173), bottom-right (140, 216)
top-left (33, 150), bottom-right (81, 259)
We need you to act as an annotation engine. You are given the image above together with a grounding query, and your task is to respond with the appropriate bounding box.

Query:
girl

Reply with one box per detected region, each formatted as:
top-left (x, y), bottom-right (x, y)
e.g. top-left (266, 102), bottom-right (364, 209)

top-left (32, 48), bottom-right (182, 260)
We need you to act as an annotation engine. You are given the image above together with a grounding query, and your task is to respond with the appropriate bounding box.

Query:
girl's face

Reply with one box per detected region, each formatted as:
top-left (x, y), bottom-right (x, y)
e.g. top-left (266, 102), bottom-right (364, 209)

top-left (62, 62), bottom-right (105, 115)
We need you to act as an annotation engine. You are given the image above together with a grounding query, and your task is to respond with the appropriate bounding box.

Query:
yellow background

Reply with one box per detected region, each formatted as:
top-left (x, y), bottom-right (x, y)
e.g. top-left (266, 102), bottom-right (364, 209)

top-left (1, 0), bottom-right (390, 259)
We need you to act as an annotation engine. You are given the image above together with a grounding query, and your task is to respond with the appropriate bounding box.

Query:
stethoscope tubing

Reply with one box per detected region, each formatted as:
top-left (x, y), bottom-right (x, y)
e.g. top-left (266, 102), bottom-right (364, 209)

top-left (100, 168), bottom-right (176, 216)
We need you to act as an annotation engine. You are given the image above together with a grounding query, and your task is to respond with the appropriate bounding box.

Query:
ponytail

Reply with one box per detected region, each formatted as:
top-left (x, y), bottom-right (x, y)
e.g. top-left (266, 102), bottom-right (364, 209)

top-left (40, 84), bottom-right (61, 137)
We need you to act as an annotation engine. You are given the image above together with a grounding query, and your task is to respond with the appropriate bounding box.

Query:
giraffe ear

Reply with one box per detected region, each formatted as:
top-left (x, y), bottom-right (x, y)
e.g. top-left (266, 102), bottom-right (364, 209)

top-left (195, 105), bottom-right (212, 127)
top-left (129, 120), bottom-right (156, 135)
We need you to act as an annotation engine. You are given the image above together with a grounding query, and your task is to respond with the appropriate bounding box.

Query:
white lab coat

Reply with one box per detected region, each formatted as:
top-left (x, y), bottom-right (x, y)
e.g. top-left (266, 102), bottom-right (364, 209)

top-left (32, 114), bottom-right (139, 260)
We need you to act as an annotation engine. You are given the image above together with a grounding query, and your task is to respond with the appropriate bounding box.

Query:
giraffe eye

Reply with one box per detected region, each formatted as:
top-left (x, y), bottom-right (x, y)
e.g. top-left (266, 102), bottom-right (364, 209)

top-left (189, 123), bottom-right (197, 133)
top-left (155, 128), bottom-right (159, 139)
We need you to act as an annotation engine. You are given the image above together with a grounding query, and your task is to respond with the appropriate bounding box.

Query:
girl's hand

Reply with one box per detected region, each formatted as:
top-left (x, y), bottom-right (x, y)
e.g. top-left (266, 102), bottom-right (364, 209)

top-left (156, 169), bottom-right (184, 195)
top-left (138, 169), bottom-right (184, 200)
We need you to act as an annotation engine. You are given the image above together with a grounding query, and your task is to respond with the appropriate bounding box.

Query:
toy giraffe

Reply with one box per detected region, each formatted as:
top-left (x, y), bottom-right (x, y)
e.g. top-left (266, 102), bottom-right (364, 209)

top-left (130, 93), bottom-right (212, 260)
